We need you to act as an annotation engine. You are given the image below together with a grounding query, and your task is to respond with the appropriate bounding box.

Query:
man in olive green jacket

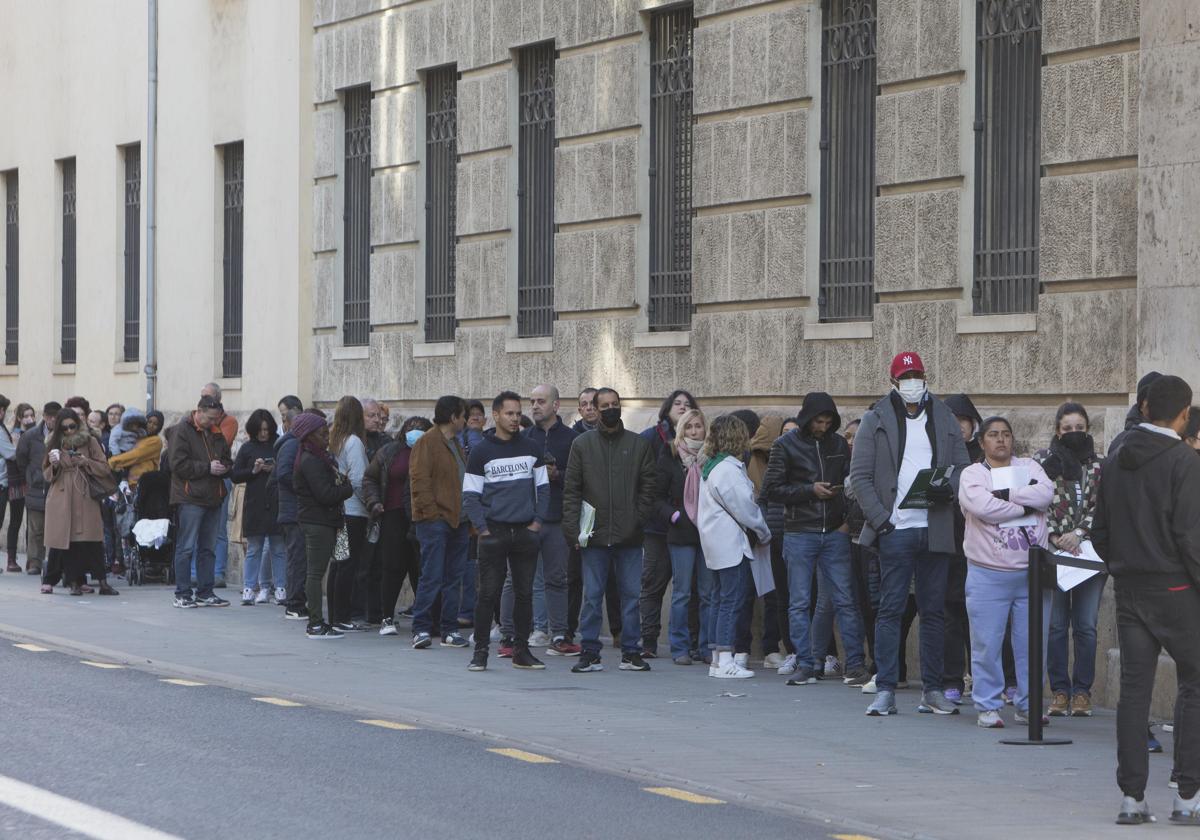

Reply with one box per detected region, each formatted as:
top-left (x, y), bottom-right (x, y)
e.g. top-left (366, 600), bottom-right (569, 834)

top-left (563, 387), bottom-right (657, 673)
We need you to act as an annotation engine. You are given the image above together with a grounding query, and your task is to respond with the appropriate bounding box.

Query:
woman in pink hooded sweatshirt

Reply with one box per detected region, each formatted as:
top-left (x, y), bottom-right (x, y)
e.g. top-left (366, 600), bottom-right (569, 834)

top-left (958, 416), bottom-right (1054, 729)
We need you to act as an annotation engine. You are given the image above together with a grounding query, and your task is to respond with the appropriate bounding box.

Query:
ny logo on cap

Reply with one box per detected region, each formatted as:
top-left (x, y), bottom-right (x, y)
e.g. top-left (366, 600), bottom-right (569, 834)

top-left (903, 355), bottom-right (913, 366)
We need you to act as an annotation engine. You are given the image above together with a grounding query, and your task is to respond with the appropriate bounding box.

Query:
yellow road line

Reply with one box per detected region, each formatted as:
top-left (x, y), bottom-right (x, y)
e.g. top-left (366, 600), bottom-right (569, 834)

top-left (12, 643), bottom-right (49, 652)
top-left (357, 719), bottom-right (418, 731)
top-left (643, 787), bottom-right (724, 805)
top-left (79, 660), bottom-right (124, 669)
top-left (487, 748), bottom-right (558, 764)
top-left (251, 697), bottom-right (303, 707)
top-left (160, 678), bottom-right (207, 687)
top-left (831, 835), bottom-right (881, 840)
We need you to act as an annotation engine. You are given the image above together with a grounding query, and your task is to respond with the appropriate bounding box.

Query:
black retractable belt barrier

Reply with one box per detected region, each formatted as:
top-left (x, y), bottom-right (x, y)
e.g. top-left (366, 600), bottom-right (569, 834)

top-left (999, 546), bottom-right (1103, 746)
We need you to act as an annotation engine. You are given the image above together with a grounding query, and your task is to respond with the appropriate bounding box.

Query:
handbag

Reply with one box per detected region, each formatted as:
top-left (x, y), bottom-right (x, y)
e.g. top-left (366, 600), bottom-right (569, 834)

top-left (332, 525), bottom-right (351, 563)
top-left (86, 465), bottom-right (119, 500)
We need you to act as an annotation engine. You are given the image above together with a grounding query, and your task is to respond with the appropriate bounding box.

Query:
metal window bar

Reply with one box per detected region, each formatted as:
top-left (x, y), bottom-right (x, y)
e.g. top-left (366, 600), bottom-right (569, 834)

top-left (973, 0), bottom-right (1042, 315)
top-left (221, 142), bottom-right (244, 378)
top-left (819, 0), bottom-right (876, 323)
top-left (648, 6), bottom-right (694, 332)
top-left (343, 85), bottom-right (372, 347)
top-left (3, 172), bottom-right (16, 366)
top-left (123, 145), bottom-right (141, 362)
top-left (61, 159), bottom-right (76, 365)
top-left (425, 66), bottom-right (458, 344)
top-left (517, 43), bottom-right (556, 339)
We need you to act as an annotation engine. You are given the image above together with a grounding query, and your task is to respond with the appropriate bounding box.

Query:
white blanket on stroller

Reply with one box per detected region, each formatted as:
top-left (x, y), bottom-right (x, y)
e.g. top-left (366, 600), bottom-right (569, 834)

top-left (132, 519), bottom-right (171, 549)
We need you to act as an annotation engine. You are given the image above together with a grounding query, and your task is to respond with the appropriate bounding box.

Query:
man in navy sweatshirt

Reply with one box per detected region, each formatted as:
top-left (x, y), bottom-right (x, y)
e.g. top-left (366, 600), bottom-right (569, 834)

top-left (463, 390), bottom-right (551, 672)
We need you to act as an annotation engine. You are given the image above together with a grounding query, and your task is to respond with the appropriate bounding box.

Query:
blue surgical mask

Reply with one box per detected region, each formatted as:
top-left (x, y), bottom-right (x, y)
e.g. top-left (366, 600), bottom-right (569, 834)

top-left (405, 429), bottom-right (424, 448)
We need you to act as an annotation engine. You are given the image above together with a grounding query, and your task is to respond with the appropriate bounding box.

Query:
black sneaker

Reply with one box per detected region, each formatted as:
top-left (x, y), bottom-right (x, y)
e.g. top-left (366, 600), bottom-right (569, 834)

top-left (173, 595), bottom-right (198, 609)
top-left (196, 595), bottom-right (230, 607)
top-left (306, 623), bottom-right (344, 639)
top-left (468, 652), bottom-right (487, 671)
top-left (787, 666), bottom-right (818, 686)
top-left (571, 653), bottom-right (604, 673)
top-left (284, 606), bottom-right (310, 620)
top-left (333, 621), bottom-right (364, 632)
top-left (843, 667), bottom-right (871, 686)
top-left (512, 649), bottom-right (546, 670)
top-left (620, 652), bottom-right (650, 672)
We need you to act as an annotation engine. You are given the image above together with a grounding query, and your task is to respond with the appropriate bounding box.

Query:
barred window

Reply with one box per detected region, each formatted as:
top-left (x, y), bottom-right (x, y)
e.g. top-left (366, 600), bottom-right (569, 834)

top-left (517, 42), bottom-right (556, 339)
top-left (221, 142), bottom-right (244, 379)
top-left (648, 5), bottom-right (694, 332)
top-left (60, 158), bottom-right (76, 365)
top-left (425, 65), bottom-right (458, 344)
top-left (819, 0), bottom-right (876, 323)
top-left (3, 171), bottom-right (16, 366)
top-left (123, 145), bottom-right (141, 362)
top-left (343, 85), bottom-right (372, 347)
top-left (973, 0), bottom-right (1041, 315)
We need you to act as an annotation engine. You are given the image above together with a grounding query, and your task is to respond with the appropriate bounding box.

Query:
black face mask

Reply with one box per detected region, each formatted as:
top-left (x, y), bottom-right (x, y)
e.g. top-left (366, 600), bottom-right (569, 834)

top-left (600, 407), bottom-right (621, 428)
top-left (1060, 431), bottom-right (1092, 457)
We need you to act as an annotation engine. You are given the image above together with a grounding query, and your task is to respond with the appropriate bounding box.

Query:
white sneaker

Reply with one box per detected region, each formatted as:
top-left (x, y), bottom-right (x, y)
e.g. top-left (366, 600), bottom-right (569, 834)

top-left (708, 662), bottom-right (720, 677)
top-left (489, 625), bottom-right (502, 643)
top-left (379, 618), bottom-right (398, 636)
top-left (824, 655), bottom-right (842, 676)
top-left (527, 630), bottom-right (551, 647)
top-left (275, 587), bottom-right (287, 603)
top-left (713, 662), bottom-right (755, 679)
top-left (241, 587), bottom-right (254, 606)
top-left (977, 709), bottom-right (1004, 728)
top-left (255, 588), bottom-right (270, 605)
top-left (776, 654), bottom-right (798, 676)
top-left (734, 653), bottom-right (749, 669)
top-left (763, 652), bottom-right (784, 669)
top-left (861, 675), bottom-right (878, 694)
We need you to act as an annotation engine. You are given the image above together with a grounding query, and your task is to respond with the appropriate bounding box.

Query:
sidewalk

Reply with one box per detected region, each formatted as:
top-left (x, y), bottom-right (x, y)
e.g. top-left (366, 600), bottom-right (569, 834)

top-left (0, 571), bottom-right (1171, 840)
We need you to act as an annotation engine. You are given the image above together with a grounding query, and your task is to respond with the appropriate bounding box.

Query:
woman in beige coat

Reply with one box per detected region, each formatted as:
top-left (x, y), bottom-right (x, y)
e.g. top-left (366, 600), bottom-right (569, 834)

top-left (40, 408), bottom-right (118, 596)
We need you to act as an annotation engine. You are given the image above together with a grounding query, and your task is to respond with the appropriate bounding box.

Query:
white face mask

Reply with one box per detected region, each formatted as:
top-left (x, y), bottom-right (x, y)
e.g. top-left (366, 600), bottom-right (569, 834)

top-left (895, 379), bottom-right (927, 404)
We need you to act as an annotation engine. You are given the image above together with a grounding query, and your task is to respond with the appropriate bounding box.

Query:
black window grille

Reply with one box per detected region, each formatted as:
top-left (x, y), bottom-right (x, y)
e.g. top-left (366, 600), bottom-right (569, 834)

top-left (221, 142), bottom-right (244, 378)
top-left (3, 172), bottom-right (16, 366)
top-left (973, 0), bottom-right (1041, 315)
top-left (425, 66), bottom-right (458, 344)
top-left (517, 43), bottom-right (556, 339)
top-left (123, 145), bottom-right (141, 362)
top-left (819, 0), bottom-right (876, 323)
top-left (343, 85), bottom-right (372, 347)
top-left (649, 6), bottom-right (694, 332)
top-left (61, 159), bottom-right (76, 365)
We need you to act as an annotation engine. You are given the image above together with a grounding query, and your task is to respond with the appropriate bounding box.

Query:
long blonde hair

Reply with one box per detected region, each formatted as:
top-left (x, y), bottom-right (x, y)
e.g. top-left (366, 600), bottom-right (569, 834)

top-left (672, 408), bottom-right (707, 459)
top-left (328, 396), bottom-right (365, 456)
top-left (705, 414), bottom-right (750, 461)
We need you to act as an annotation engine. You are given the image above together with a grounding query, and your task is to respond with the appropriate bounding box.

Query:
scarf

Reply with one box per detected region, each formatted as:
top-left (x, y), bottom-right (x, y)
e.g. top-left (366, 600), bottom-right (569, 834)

top-left (677, 437), bottom-right (705, 523)
top-left (1042, 434), bottom-right (1095, 482)
top-left (290, 413), bottom-right (337, 473)
top-left (701, 451), bottom-right (730, 480)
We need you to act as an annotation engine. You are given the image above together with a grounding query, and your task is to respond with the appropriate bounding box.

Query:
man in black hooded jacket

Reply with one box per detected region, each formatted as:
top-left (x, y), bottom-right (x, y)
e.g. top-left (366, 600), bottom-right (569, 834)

top-left (763, 392), bottom-right (867, 686)
top-left (1094, 375), bottom-right (1200, 825)
top-left (1108, 371), bottom-right (1164, 458)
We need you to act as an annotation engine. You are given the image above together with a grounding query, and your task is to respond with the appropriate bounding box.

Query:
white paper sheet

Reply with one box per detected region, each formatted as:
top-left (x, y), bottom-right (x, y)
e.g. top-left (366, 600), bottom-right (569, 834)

top-left (990, 465), bottom-right (1039, 528)
top-left (1053, 540), bottom-right (1105, 592)
top-left (750, 542), bottom-right (775, 596)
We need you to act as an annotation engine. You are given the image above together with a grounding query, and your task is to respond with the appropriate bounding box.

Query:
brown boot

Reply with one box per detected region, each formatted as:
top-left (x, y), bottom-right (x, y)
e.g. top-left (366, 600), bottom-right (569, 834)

top-left (1048, 690), bottom-right (1070, 716)
top-left (6, 553), bottom-right (20, 573)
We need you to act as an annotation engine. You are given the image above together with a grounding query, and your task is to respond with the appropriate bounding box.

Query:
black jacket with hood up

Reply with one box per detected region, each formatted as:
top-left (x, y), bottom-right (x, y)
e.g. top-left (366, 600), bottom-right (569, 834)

top-left (761, 393), bottom-right (850, 533)
top-left (1093, 426), bottom-right (1200, 590)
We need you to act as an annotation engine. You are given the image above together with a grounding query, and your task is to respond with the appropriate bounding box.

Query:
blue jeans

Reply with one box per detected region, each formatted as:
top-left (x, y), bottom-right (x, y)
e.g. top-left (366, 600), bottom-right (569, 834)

top-left (192, 479), bottom-right (231, 582)
top-left (244, 534), bottom-right (286, 591)
top-left (667, 543), bottom-right (713, 658)
top-left (458, 548), bottom-right (477, 623)
top-left (175, 503), bottom-right (222, 599)
top-left (709, 559), bottom-right (749, 650)
top-left (579, 546), bottom-right (642, 655)
top-left (966, 563), bottom-right (1051, 712)
top-left (1047, 572), bottom-right (1107, 696)
top-left (874, 527), bottom-right (950, 692)
top-left (501, 522), bottom-right (569, 638)
top-left (412, 519), bottom-right (469, 637)
top-left (784, 531), bottom-right (865, 671)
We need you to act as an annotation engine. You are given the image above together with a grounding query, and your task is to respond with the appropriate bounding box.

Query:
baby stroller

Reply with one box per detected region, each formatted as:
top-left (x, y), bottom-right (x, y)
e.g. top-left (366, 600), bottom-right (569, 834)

top-left (126, 470), bottom-right (175, 586)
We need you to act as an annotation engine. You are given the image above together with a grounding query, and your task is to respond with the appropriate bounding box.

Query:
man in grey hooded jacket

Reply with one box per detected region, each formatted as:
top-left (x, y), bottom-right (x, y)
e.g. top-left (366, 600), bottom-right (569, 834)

top-left (849, 352), bottom-right (970, 717)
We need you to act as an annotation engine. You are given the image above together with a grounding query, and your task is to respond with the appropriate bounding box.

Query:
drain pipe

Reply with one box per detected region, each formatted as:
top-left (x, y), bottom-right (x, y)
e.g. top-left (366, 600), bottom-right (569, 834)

top-left (144, 0), bottom-right (158, 411)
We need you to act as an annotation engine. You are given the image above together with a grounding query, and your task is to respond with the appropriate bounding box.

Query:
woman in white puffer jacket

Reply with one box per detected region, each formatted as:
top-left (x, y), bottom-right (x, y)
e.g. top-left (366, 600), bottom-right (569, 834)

top-left (698, 414), bottom-right (772, 679)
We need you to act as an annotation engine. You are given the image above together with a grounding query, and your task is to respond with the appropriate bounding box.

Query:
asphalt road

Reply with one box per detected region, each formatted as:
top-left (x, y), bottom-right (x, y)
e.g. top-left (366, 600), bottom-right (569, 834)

top-left (0, 642), bottom-right (838, 840)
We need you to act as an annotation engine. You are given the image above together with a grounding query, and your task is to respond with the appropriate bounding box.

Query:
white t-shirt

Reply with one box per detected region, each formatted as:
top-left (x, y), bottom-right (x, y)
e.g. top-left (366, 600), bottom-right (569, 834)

top-left (892, 413), bottom-right (932, 530)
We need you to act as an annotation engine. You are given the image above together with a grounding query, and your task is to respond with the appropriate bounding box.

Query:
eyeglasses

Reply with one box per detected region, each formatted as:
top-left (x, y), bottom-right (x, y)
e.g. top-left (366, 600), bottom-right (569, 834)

top-left (59, 423), bottom-right (78, 432)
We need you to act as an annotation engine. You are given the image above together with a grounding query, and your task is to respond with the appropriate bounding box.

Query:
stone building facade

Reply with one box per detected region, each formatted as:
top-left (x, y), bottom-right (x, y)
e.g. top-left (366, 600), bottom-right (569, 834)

top-left (309, 0), bottom-right (1155, 448)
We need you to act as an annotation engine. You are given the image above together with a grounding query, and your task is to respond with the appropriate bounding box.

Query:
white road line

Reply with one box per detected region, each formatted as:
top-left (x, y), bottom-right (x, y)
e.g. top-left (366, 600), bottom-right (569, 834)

top-left (0, 772), bottom-right (185, 840)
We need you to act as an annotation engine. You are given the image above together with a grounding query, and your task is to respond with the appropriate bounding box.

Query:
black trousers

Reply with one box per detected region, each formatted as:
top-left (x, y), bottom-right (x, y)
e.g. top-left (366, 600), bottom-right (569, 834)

top-left (639, 533), bottom-right (671, 647)
top-left (351, 537), bottom-right (383, 623)
top-left (475, 524), bottom-right (538, 654)
top-left (281, 522), bottom-right (307, 609)
top-left (379, 508), bottom-right (419, 622)
top-left (6, 497), bottom-right (23, 558)
top-left (568, 545), bottom-right (622, 641)
top-left (1116, 585), bottom-right (1200, 800)
top-left (328, 515), bottom-right (367, 625)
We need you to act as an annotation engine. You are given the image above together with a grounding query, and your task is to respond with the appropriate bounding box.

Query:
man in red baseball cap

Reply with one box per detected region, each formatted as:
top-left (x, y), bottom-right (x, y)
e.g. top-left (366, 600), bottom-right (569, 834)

top-left (848, 351), bottom-right (971, 717)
